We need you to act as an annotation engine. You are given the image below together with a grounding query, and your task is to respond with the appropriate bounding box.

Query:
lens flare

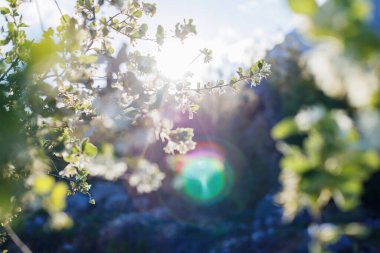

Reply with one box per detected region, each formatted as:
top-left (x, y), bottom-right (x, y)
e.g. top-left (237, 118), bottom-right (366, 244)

top-left (174, 142), bottom-right (233, 204)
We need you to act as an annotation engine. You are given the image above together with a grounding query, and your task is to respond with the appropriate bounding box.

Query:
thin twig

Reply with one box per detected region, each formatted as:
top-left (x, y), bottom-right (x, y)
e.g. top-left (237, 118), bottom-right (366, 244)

top-left (186, 52), bottom-right (202, 69)
top-left (107, 13), bottom-right (122, 23)
top-left (53, 0), bottom-right (67, 23)
top-left (109, 25), bottom-right (176, 43)
top-left (109, 25), bottom-right (155, 42)
top-left (182, 76), bottom-right (252, 92)
top-left (0, 57), bottom-right (19, 81)
top-left (34, 0), bottom-right (44, 32)
top-left (4, 224), bottom-right (32, 253)
top-left (48, 172), bottom-right (76, 183)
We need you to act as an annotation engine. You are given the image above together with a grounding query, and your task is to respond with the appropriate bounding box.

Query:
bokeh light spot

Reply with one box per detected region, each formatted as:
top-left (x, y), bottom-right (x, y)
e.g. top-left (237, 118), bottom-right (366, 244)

top-left (174, 142), bottom-right (233, 204)
top-left (182, 157), bottom-right (225, 201)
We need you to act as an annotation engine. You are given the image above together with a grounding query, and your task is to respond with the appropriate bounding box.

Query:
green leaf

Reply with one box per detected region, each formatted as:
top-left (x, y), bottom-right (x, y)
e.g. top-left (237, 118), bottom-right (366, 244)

top-left (344, 223), bottom-right (369, 237)
top-left (83, 142), bottom-right (98, 157)
top-left (271, 118), bottom-right (299, 140)
top-left (33, 176), bottom-right (55, 195)
top-left (351, 1), bottom-right (371, 21)
top-left (156, 25), bottom-right (164, 46)
top-left (99, 17), bottom-right (107, 24)
top-left (288, 0), bottom-right (318, 15)
top-left (0, 7), bottom-right (10, 15)
top-left (138, 23), bottom-right (148, 37)
top-left (49, 182), bottom-right (68, 212)
top-left (236, 67), bottom-right (243, 78)
top-left (229, 76), bottom-right (238, 84)
top-left (191, 104), bottom-right (200, 112)
top-left (362, 151), bottom-right (380, 170)
top-left (250, 59), bottom-right (265, 74)
top-left (60, 14), bottom-right (70, 24)
top-left (281, 149), bottom-right (312, 173)
top-left (133, 10), bottom-right (142, 18)
top-left (72, 145), bottom-right (80, 154)
top-left (333, 189), bottom-right (359, 211)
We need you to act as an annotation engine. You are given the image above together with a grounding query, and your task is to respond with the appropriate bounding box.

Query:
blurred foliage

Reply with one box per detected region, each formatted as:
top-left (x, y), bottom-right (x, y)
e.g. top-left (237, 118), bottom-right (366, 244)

top-left (273, 0), bottom-right (380, 252)
top-left (274, 108), bottom-right (379, 217)
top-left (289, 0), bottom-right (379, 61)
top-left (0, 0), bottom-right (270, 248)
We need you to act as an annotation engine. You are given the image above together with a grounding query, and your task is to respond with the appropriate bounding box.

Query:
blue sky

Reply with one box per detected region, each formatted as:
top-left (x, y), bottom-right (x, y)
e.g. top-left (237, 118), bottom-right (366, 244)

top-left (144, 0), bottom-right (298, 79)
top-left (0, 0), bottom-right (299, 79)
top-left (151, 0), bottom-right (296, 40)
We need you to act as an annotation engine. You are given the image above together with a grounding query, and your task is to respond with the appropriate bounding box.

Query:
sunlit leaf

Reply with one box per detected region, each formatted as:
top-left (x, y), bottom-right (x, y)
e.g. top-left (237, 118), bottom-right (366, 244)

top-left (49, 182), bottom-right (68, 212)
top-left (271, 118), bottom-right (299, 140)
top-left (33, 176), bottom-right (55, 195)
top-left (138, 23), bottom-right (148, 37)
top-left (133, 10), bottom-right (142, 18)
top-left (155, 25), bottom-right (164, 46)
top-left (288, 0), bottom-right (318, 15)
top-left (362, 150), bottom-right (380, 170)
top-left (83, 142), bottom-right (98, 157)
top-left (0, 7), bottom-right (10, 15)
top-left (344, 223), bottom-right (369, 237)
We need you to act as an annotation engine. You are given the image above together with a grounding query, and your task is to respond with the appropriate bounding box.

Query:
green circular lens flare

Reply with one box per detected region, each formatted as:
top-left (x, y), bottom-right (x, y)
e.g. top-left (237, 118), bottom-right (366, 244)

top-left (182, 157), bottom-right (226, 202)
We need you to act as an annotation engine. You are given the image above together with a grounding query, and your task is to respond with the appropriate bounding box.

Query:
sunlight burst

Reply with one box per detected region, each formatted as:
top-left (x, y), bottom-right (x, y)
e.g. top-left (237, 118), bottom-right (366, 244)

top-left (156, 38), bottom-right (205, 80)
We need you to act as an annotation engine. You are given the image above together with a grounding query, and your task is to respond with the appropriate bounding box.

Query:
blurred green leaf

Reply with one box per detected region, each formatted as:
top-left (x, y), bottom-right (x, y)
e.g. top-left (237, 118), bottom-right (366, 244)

top-left (83, 142), bottom-right (98, 157)
top-left (0, 7), bottom-right (10, 14)
top-left (271, 118), bottom-right (299, 140)
top-left (49, 183), bottom-right (68, 212)
top-left (33, 176), bottom-right (55, 195)
top-left (288, 0), bottom-right (318, 15)
top-left (133, 10), bottom-right (142, 18)
top-left (156, 25), bottom-right (164, 46)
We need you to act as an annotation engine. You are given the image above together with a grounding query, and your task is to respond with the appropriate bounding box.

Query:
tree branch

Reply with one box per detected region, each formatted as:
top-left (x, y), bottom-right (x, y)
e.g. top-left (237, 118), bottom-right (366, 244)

top-left (4, 224), bottom-right (32, 253)
top-left (182, 76), bottom-right (253, 92)
top-left (0, 57), bottom-right (19, 82)
top-left (53, 0), bottom-right (67, 23)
